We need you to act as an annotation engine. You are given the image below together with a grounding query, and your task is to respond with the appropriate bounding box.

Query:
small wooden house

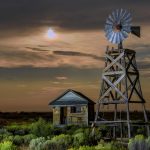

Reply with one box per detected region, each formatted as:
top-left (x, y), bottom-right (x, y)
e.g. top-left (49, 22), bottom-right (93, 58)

top-left (49, 89), bottom-right (95, 126)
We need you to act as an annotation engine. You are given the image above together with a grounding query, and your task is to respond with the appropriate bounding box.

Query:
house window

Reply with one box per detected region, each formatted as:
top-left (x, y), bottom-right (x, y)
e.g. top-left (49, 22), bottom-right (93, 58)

top-left (70, 107), bottom-right (76, 113)
top-left (70, 106), bottom-right (82, 113)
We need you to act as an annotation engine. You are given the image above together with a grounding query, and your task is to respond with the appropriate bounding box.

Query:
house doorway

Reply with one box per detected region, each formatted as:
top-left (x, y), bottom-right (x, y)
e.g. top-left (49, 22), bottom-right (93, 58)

top-left (60, 107), bottom-right (67, 124)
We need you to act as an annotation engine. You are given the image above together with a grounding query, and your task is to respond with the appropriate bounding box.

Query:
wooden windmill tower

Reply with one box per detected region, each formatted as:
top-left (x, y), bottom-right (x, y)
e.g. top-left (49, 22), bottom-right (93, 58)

top-left (93, 9), bottom-right (149, 138)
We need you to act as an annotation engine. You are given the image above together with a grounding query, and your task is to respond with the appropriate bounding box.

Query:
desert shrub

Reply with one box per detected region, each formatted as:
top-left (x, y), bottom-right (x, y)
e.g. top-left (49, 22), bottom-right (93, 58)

top-left (23, 134), bottom-right (37, 145)
top-left (6, 124), bottom-right (30, 135)
top-left (0, 128), bottom-right (9, 135)
top-left (146, 136), bottom-right (150, 149)
top-left (64, 125), bottom-right (80, 135)
top-left (128, 134), bottom-right (147, 150)
top-left (79, 146), bottom-right (95, 150)
top-left (69, 145), bottom-right (95, 150)
top-left (13, 135), bottom-right (24, 146)
top-left (29, 137), bottom-right (46, 150)
top-left (73, 128), bottom-right (84, 134)
top-left (0, 128), bottom-right (12, 142)
top-left (136, 127), bottom-right (145, 135)
top-left (90, 126), bottom-right (108, 144)
top-left (73, 128), bottom-right (98, 147)
top-left (3, 135), bottom-right (14, 142)
top-left (43, 140), bottom-right (66, 150)
top-left (30, 118), bottom-right (53, 137)
top-left (111, 141), bottom-right (126, 150)
top-left (95, 142), bottom-right (111, 150)
top-left (0, 141), bottom-right (16, 150)
top-left (73, 132), bottom-right (85, 147)
top-left (48, 134), bottom-right (72, 149)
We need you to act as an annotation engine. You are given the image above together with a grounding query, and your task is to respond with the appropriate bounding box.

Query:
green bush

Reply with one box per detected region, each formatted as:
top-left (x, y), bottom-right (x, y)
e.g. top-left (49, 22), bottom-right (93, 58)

top-left (49, 134), bottom-right (72, 150)
top-left (0, 141), bottom-right (16, 150)
top-left (13, 135), bottom-right (24, 146)
top-left (30, 118), bottom-right (53, 137)
top-left (3, 136), bottom-right (14, 142)
top-left (111, 141), bottom-right (126, 150)
top-left (64, 125), bottom-right (80, 135)
top-left (128, 135), bottom-right (147, 150)
top-left (146, 136), bottom-right (150, 149)
top-left (79, 146), bottom-right (95, 150)
top-left (43, 140), bottom-right (65, 150)
top-left (73, 132), bottom-right (85, 147)
top-left (95, 142), bottom-right (111, 150)
top-left (23, 134), bottom-right (37, 145)
top-left (29, 137), bottom-right (46, 150)
top-left (0, 128), bottom-right (12, 142)
top-left (6, 124), bottom-right (30, 135)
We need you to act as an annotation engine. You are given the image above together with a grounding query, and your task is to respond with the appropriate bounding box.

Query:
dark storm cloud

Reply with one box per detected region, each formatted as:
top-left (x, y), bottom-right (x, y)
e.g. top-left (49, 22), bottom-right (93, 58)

top-left (53, 50), bottom-right (104, 61)
top-left (0, 0), bottom-right (150, 37)
top-left (26, 47), bottom-right (50, 52)
top-left (0, 49), bottom-right (54, 61)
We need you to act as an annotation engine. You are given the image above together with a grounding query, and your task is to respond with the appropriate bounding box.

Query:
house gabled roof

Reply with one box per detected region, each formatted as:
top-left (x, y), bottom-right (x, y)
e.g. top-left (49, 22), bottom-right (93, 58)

top-left (49, 89), bottom-right (95, 106)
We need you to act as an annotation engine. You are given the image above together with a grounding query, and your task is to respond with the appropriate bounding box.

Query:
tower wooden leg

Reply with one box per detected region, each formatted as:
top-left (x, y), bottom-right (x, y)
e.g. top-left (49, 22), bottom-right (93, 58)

top-left (142, 104), bottom-right (150, 136)
top-left (127, 103), bottom-right (131, 138)
top-left (113, 104), bottom-right (117, 138)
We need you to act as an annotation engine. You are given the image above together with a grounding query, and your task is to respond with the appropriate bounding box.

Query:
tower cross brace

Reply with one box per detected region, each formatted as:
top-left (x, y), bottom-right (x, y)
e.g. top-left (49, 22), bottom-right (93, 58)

top-left (93, 47), bottom-right (149, 138)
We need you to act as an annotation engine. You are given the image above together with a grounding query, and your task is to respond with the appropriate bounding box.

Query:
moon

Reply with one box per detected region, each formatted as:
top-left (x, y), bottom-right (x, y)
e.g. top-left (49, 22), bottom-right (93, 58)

top-left (47, 28), bottom-right (57, 39)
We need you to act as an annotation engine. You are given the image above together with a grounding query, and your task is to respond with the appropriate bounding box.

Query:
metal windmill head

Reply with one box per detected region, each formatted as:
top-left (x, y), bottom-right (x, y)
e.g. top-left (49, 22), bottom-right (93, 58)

top-left (105, 9), bottom-right (141, 44)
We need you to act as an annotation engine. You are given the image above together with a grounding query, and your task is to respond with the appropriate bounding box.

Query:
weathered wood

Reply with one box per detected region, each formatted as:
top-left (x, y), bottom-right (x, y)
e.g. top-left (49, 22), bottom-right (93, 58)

top-left (93, 47), bottom-right (149, 138)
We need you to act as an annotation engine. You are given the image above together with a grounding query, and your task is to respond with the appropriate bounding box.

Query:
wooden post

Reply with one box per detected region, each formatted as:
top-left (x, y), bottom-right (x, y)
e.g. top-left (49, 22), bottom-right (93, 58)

top-left (93, 48), bottom-right (149, 139)
top-left (142, 104), bottom-right (150, 136)
top-left (126, 103), bottom-right (131, 138)
top-left (113, 104), bottom-right (117, 138)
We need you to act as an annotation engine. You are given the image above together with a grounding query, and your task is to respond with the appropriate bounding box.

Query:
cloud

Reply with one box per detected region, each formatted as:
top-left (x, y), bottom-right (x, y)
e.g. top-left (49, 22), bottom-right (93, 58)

top-left (53, 50), bottom-right (104, 61)
top-left (0, 0), bottom-right (149, 38)
top-left (0, 47), bottom-right (104, 68)
top-left (26, 47), bottom-right (50, 52)
top-left (0, 49), bottom-right (56, 68)
top-left (56, 76), bottom-right (68, 80)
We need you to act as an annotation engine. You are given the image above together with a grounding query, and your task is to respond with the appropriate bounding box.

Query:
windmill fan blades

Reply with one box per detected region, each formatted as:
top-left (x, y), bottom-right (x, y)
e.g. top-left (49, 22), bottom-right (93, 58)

top-left (131, 26), bottom-right (140, 37)
top-left (104, 9), bottom-right (132, 44)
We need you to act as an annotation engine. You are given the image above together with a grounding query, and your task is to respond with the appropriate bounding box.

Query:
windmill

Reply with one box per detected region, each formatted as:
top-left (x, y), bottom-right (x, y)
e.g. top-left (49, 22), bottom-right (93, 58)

top-left (93, 9), bottom-right (149, 138)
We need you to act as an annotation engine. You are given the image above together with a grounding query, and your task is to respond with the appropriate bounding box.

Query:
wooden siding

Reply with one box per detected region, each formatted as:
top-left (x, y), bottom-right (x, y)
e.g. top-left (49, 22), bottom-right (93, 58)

top-left (67, 105), bottom-right (88, 126)
top-left (53, 107), bottom-right (60, 125)
top-left (52, 105), bottom-right (89, 126)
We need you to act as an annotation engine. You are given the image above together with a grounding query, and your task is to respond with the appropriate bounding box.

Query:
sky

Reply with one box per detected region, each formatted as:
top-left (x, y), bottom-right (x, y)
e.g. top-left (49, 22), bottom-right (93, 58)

top-left (0, 0), bottom-right (150, 112)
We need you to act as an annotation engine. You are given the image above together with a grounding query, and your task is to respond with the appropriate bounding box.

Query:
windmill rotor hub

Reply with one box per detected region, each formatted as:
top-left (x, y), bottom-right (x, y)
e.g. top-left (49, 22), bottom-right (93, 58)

top-left (115, 24), bottom-right (122, 31)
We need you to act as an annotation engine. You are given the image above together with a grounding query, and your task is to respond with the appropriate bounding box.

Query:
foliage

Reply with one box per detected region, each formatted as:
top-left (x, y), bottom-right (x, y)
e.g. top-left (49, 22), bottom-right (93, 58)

top-left (23, 134), bottom-right (37, 145)
top-left (73, 132), bottom-right (85, 147)
top-left (95, 140), bottom-right (111, 150)
top-left (128, 134), bottom-right (148, 150)
top-left (111, 141), bottom-right (126, 150)
top-left (0, 128), bottom-right (12, 142)
top-left (6, 123), bottom-right (30, 135)
top-left (64, 125), bottom-right (80, 135)
top-left (146, 136), bottom-right (150, 149)
top-left (69, 145), bottom-right (96, 150)
top-left (30, 118), bottom-right (53, 137)
top-left (13, 135), bottom-right (24, 146)
top-left (0, 141), bottom-right (16, 150)
top-left (29, 137), bottom-right (46, 150)
top-left (43, 140), bottom-right (66, 150)
top-left (78, 146), bottom-right (95, 150)
top-left (48, 134), bottom-right (72, 149)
